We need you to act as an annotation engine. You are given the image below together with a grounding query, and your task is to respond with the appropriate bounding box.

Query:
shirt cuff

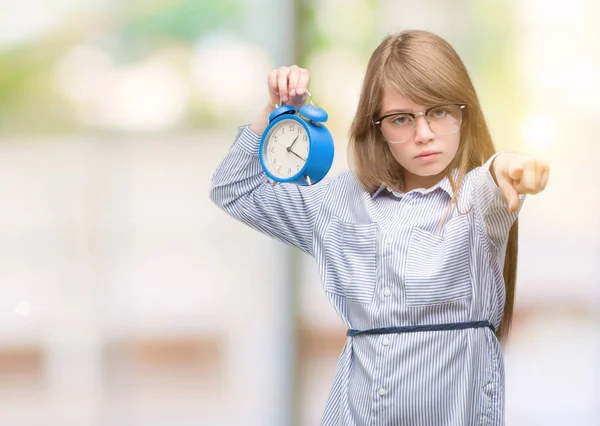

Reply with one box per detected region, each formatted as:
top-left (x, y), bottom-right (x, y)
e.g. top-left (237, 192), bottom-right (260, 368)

top-left (234, 125), bottom-right (262, 156)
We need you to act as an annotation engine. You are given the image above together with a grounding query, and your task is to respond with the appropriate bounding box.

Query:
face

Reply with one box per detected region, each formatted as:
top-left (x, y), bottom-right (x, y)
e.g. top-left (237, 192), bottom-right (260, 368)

top-left (378, 87), bottom-right (460, 190)
top-left (263, 119), bottom-right (310, 179)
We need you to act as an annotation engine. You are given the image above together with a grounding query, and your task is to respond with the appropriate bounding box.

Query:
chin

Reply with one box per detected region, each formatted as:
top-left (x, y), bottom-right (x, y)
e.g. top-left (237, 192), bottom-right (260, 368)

top-left (406, 162), bottom-right (449, 177)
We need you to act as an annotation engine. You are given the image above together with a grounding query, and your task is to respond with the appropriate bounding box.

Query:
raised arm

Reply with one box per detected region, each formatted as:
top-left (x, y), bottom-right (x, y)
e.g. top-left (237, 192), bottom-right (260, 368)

top-left (210, 66), bottom-right (332, 256)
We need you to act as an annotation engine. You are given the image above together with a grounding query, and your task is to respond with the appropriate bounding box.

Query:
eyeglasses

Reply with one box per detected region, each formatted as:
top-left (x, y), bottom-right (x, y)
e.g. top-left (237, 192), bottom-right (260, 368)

top-left (373, 103), bottom-right (466, 144)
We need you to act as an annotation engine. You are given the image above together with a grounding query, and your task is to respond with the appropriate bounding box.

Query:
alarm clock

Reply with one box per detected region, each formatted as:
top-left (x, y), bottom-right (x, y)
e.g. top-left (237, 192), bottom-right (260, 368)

top-left (259, 92), bottom-right (334, 186)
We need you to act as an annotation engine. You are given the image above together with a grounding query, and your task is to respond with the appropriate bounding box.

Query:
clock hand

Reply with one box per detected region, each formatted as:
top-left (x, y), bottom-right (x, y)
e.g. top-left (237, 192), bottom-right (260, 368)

top-left (286, 135), bottom-right (300, 152)
top-left (288, 149), bottom-right (306, 162)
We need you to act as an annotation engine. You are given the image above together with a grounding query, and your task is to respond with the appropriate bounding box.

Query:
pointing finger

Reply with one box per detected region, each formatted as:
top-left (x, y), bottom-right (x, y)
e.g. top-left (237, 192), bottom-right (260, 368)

top-left (498, 177), bottom-right (520, 212)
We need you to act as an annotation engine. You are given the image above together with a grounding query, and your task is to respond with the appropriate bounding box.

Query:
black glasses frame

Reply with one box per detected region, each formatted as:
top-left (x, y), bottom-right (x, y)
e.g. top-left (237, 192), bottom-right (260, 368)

top-left (373, 103), bottom-right (466, 126)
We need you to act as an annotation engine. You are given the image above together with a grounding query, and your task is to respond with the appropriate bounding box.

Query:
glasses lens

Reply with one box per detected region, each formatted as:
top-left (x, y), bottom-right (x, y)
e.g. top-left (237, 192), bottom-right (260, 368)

top-left (380, 114), bottom-right (414, 144)
top-left (427, 105), bottom-right (463, 135)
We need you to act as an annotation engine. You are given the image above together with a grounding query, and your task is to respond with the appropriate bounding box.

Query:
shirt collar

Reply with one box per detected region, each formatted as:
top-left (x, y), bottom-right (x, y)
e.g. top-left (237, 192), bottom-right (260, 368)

top-left (371, 169), bottom-right (458, 199)
top-left (372, 185), bottom-right (388, 198)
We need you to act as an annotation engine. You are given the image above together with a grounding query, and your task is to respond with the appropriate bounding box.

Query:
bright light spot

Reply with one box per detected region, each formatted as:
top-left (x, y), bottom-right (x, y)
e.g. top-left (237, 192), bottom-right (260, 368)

top-left (522, 0), bottom-right (585, 25)
top-left (14, 301), bottom-right (32, 317)
top-left (522, 115), bottom-right (557, 148)
top-left (192, 35), bottom-right (272, 115)
top-left (56, 45), bottom-right (190, 132)
top-left (0, 1), bottom-right (62, 47)
top-left (92, 61), bottom-right (189, 132)
top-left (55, 45), bottom-right (114, 103)
top-left (539, 61), bottom-right (600, 110)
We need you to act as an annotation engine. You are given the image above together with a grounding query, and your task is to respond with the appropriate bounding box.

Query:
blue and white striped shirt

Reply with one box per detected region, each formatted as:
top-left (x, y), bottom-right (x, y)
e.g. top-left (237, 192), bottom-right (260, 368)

top-left (210, 126), bottom-right (522, 426)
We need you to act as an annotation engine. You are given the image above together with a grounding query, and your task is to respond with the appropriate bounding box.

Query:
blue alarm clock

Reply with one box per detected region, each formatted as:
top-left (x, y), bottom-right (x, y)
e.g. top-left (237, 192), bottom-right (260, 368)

top-left (259, 92), bottom-right (334, 186)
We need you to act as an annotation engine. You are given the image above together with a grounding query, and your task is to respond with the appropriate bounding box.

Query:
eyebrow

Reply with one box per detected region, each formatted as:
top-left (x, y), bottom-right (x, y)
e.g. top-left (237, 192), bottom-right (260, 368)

top-left (380, 108), bottom-right (414, 116)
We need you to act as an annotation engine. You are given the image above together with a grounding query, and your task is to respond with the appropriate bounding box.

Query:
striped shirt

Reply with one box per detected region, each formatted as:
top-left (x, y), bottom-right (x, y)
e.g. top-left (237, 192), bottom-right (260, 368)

top-left (210, 125), bottom-right (523, 426)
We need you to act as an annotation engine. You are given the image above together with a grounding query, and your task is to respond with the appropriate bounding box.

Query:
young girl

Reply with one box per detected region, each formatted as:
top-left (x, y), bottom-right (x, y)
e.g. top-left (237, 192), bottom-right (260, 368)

top-left (210, 30), bottom-right (549, 426)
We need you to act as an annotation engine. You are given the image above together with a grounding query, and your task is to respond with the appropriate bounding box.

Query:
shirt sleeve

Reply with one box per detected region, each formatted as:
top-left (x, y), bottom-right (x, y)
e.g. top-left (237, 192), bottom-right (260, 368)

top-left (209, 125), bottom-right (333, 256)
top-left (471, 152), bottom-right (525, 247)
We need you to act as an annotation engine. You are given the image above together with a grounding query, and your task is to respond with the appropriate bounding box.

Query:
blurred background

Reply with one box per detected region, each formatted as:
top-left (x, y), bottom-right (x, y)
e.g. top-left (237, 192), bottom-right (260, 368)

top-left (0, 0), bottom-right (598, 425)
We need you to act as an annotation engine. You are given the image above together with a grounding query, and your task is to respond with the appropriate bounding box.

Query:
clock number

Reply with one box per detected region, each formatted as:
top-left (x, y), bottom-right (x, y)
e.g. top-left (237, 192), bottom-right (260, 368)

top-left (297, 165), bottom-right (301, 171)
top-left (269, 146), bottom-right (275, 153)
top-left (287, 168), bottom-right (291, 174)
top-left (303, 135), bottom-right (308, 141)
top-left (273, 135), bottom-right (278, 141)
top-left (288, 124), bottom-right (294, 132)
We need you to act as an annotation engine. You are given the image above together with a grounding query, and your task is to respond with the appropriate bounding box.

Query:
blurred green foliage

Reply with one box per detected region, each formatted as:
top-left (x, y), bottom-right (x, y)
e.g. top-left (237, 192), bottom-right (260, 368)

top-left (0, 0), bottom-right (243, 135)
top-left (123, 0), bottom-right (241, 41)
top-left (0, 0), bottom-right (522, 143)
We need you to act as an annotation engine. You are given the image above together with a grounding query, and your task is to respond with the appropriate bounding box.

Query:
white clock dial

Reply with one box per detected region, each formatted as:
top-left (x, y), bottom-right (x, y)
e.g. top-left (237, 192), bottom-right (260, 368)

top-left (263, 119), bottom-right (310, 179)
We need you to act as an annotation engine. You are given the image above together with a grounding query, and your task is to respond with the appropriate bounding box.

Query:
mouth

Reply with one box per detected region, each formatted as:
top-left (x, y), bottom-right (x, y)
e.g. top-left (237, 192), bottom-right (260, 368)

top-left (415, 151), bottom-right (441, 160)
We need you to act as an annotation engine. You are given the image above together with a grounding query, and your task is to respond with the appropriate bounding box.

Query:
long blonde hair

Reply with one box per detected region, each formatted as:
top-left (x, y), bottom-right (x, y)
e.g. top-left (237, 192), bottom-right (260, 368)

top-left (349, 30), bottom-right (518, 343)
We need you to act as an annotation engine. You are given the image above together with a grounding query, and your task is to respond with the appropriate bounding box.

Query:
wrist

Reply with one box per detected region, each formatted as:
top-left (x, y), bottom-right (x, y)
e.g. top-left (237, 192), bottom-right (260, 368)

top-left (249, 102), bottom-right (275, 135)
top-left (489, 151), bottom-right (516, 184)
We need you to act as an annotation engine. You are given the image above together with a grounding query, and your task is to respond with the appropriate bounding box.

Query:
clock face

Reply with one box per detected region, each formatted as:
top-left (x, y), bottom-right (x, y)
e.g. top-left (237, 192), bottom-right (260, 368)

top-left (263, 119), bottom-right (310, 179)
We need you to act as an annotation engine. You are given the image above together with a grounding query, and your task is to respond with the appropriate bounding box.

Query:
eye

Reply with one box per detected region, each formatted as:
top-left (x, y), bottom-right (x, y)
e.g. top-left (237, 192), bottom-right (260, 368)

top-left (389, 114), bottom-right (412, 126)
top-left (430, 107), bottom-right (448, 118)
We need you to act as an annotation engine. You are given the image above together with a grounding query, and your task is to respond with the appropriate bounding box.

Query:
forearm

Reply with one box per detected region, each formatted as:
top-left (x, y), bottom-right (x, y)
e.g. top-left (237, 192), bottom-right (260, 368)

top-left (249, 103), bottom-right (275, 135)
top-left (210, 126), bottom-right (265, 208)
top-left (209, 125), bottom-right (331, 255)
top-left (471, 152), bottom-right (524, 246)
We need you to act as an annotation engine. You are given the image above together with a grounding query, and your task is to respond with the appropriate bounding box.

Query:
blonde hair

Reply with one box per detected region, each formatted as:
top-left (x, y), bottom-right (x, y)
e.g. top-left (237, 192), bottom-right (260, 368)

top-left (349, 30), bottom-right (518, 343)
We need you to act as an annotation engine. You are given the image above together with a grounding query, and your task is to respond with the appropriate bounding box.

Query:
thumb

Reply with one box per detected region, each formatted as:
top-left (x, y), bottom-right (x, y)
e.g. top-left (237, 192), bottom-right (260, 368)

top-left (507, 162), bottom-right (524, 181)
top-left (498, 176), bottom-right (520, 213)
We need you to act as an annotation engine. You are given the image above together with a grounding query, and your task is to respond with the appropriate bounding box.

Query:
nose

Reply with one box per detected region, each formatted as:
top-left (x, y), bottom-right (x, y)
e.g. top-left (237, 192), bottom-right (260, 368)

top-left (414, 115), bottom-right (435, 144)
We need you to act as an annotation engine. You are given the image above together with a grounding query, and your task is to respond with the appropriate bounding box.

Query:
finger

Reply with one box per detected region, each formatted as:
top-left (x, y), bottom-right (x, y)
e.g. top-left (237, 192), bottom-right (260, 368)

top-left (507, 162), bottom-right (524, 181)
top-left (268, 69), bottom-right (280, 105)
top-left (520, 164), bottom-right (538, 193)
top-left (538, 165), bottom-right (550, 191)
top-left (498, 177), bottom-right (520, 213)
top-left (287, 65), bottom-right (301, 97)
top-left (268, 69), bottom-right (279, 95)
top-left (277, 67), bottom-right (290, 103)
top-left (513, 182), bottom-right (527, 194)
top-left (296, 68), bottom-right (310, 95)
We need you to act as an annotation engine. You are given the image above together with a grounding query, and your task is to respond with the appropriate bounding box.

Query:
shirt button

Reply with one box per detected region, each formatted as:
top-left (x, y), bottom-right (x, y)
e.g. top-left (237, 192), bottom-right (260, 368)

top-left (378, 387), bottom-right (388, 396)
top-left (385, 237), bottom-right (393, 245)
top-left (383, 288), bottom-right (391, 297)
top-left (382, 338), bottom-right (390, 346)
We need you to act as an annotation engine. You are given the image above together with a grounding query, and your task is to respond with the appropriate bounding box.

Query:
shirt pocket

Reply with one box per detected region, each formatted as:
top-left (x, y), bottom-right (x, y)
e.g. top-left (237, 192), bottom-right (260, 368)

top-left (323, 217), bottom-right (378, 304)
top-left (404, 215), bottom-right (472, 307)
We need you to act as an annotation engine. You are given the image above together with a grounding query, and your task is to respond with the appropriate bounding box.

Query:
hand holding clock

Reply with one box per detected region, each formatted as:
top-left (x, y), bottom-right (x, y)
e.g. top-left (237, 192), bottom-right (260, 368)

top-left (254, 65), bottom-right (334, 186)
top-left (268, 65), bottom-right (311, 110)
top-left (251, 66), bottom-right (311, 135)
